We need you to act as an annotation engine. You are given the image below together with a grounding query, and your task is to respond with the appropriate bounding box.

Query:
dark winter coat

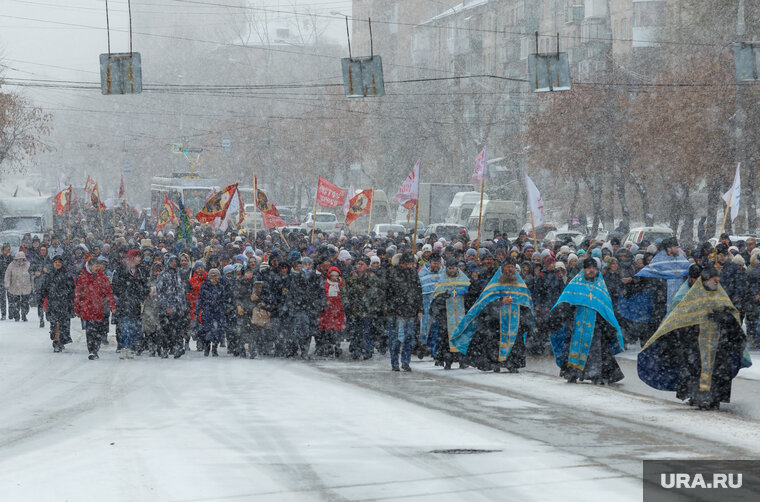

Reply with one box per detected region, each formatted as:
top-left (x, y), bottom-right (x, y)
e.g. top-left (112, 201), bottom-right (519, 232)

top-left (603, 269), bottom-right (624, 306)
top-left (0, 253), bottom-right (12, 288)
top-left (195, 276), bottom-right (231, 329)
top-left (383, 265), bottom-right (423, 318)
top-left (283, 272), bottom-right (325, 319)
top-left (534, 268), bottom-right (564, 311)
top-left (40, 266), bottom-right (75, 318)
top-left (74, 264), bottom-right (115, 321)
top-left (233, 276), bottom-right (259, 316)
top-left (111, 262), bottom-right (150, 319)
top-left (344, 271), bottom-right (382, 319)
top-left (719, 260), bottom-right (746, 311)
top-left (156, 262), bottom-right (190, 316)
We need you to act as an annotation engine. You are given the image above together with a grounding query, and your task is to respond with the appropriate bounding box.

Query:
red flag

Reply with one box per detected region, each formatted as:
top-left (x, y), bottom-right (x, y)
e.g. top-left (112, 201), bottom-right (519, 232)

top-left (470, 142), bottom-right (488, 185)
top-left (393, 160), bottom-right (420, 210)
top-left (345, 189), bottom-right (374, 226)
top-left (255, 180), bottom-right (287, 229)
top-left (91, 183), bottom-right (107, 211)
top-left (118, 175), bottom-right (125, 200)
top-left (156, 194), bottom-right (176, 232)
top-left (195, 183), bottom-right (238, 223)
top-left (54, 186), bottom-right (72, 216)
top-left (316, 176), bottom-right (346, 207)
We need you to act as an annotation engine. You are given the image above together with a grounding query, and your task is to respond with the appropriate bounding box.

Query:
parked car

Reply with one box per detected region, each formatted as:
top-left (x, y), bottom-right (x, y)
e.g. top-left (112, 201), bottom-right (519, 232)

top-left (524, 223), bottom-right (557, 241)
top-left (425, 223), bottom-right (469, 241)
top-left (623, 226), bottom-right (676, 246)
top-left (277, 206), bottom-right (299, 225)
top-left (372, 223), bottom-right (407, 237)
top-left (302, 212), bottom-right (342, 232)
top-left (544, 230), bottom-right (584, 247)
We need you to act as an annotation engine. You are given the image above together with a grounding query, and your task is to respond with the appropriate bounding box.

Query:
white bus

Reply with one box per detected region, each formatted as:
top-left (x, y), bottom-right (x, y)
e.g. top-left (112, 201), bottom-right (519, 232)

top-left (150, 174), bottom-right (220, 216)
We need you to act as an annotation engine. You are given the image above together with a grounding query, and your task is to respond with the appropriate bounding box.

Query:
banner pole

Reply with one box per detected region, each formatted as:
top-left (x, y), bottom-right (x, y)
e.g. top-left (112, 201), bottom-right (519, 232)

top-left (254, 171), bottom-right (259, 239)
top-left (412, 199), bottom-right (419, 248)
top-left (476, 177), bottom-right (485, 254)
top-left (530, 210), bottom-right (538, 250)
top-left (310, 183), bottom-right (318, 244)
top-left (367, 187), bottom-right (374, 235)
top-left (405, 208), bottom-right (411, 234)
top-left (719, 191), bottom-right (732, 237)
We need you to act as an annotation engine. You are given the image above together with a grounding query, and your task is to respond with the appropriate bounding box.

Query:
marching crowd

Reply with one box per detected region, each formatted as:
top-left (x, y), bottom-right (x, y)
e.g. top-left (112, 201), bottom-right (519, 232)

top-left (0, 224), bottom-right (755, 410)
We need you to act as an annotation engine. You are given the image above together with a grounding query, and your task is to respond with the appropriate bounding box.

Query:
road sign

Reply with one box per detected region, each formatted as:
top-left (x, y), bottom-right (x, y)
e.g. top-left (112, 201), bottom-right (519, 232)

top-left (122, 161), bottom-right (131, 174)
top-left (99, 52), bottom-right (142, 95)
top-left (222, 138), bottom-right (231, 151)
top-left (528, 53), bottom-right (571, 92)
top-left (341, 56), bottom-right (385, 98)
top-left (171, 143), bottom-right (183, 154)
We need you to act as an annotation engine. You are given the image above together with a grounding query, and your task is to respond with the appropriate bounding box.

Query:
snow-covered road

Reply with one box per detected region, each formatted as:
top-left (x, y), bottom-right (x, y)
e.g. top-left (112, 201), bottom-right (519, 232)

top-left (1, 313), bottom-right (758, 501)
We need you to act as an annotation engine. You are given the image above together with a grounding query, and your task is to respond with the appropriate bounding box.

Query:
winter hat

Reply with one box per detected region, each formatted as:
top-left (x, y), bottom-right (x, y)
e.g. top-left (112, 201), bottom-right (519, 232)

top-left (193, 260), bottom-right (206, 271)
top-left (338, 250), bottom-right (352, 262)
top-left (433, 241), bottom-right (443, 252)
top-left (223, 265), bottom-right (235, 275)
top-left (559, 245), bottom-right (571, 256)
top-left (555, 261), bottom-right (566, 271)
top-left (453, 242), bottom-right (464, 251)
top-left (733, 254), bottom-right (746, 266)
top-left (729, 245), bottom-right (740, 256)
top-left (14, 251), bottom-right (25, 260)
top-left (568, 253), bottom-right (578, 263)
top-left (245, 246), bottom-right (255, 256)
top-left (591, 248), bottom-right (603, 259)
top-left (370, 255), bottom-right (381, 265)
top-left (52, 255), bottom-right (64, 264)
top-left (542, 255), bottom-right (556, 267)
top-left (126, 249), bottom-right (140, 260)
top-left (465, 248), bottom-right (477, 258)
top-left (422, 244), bottom-right (433, 253)
top-left (208, 268), bottom-right (221, 279)
top-left (646, 244), bottom-right (658, 255)
top-left (635, 254), bottom-right (644, 262)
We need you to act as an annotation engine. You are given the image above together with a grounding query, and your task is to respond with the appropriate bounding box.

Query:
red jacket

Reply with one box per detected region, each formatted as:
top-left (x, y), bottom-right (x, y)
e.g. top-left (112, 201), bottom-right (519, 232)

top-left (75, 265), bottom-right (115, 321)
top-left (187, 271), bottom-right (207, 322)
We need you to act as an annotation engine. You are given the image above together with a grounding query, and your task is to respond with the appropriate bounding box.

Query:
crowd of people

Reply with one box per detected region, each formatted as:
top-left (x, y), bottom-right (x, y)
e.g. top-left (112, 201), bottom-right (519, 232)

top-left (0, 224), bottom-right (754, 410)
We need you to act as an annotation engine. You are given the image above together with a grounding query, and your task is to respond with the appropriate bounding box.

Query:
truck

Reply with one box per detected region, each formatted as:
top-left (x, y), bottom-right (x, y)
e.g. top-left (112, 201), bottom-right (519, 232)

top-left (466, 200), bottom-right (522, 241)
top-left (0, 196), bottom-right (54, 236)
top-left (446, 191), bottom-right (489, 227)
top-left (394, 183), bottom-right (474, 227)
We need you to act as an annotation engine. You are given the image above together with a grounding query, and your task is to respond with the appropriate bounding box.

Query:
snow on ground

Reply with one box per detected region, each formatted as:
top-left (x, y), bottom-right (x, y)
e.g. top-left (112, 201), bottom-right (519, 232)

top-left (0, 313), bottom-right (641, 502)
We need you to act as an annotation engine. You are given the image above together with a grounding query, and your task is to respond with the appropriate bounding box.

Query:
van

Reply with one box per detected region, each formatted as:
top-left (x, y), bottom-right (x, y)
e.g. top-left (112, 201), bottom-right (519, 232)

top-left (466, 200), bottom-right (521, 241)
top-left (446, 191), bottom-right (489, 227)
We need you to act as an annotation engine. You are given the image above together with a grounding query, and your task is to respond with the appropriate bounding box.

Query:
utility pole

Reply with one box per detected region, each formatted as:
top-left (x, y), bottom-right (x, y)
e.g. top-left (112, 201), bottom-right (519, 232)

top-left (736, 0), bottom-right (755, 233)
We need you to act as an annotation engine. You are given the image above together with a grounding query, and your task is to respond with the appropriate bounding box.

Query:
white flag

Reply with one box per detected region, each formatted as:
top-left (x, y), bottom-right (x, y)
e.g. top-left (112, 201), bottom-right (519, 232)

top-left (343, 184), bottom-right (355, 216)
top-left (393, 160), bottom-right (420, 210)
top-left (525, 174), bottom-right (545, 228)
top-left (140, 218), bottom-right (146, 231)
top-left (722, 163), bottom-right (741, 222)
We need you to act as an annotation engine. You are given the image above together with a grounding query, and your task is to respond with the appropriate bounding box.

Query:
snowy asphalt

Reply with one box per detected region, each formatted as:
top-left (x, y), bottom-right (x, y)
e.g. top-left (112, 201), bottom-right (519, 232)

top-left (1, 311), bottom-right (759, 501)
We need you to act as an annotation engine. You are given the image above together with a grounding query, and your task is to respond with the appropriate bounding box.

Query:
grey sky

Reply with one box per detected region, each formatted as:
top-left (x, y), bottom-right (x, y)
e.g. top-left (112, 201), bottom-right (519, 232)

top-left (0, 0), bottom-right (352, 100)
